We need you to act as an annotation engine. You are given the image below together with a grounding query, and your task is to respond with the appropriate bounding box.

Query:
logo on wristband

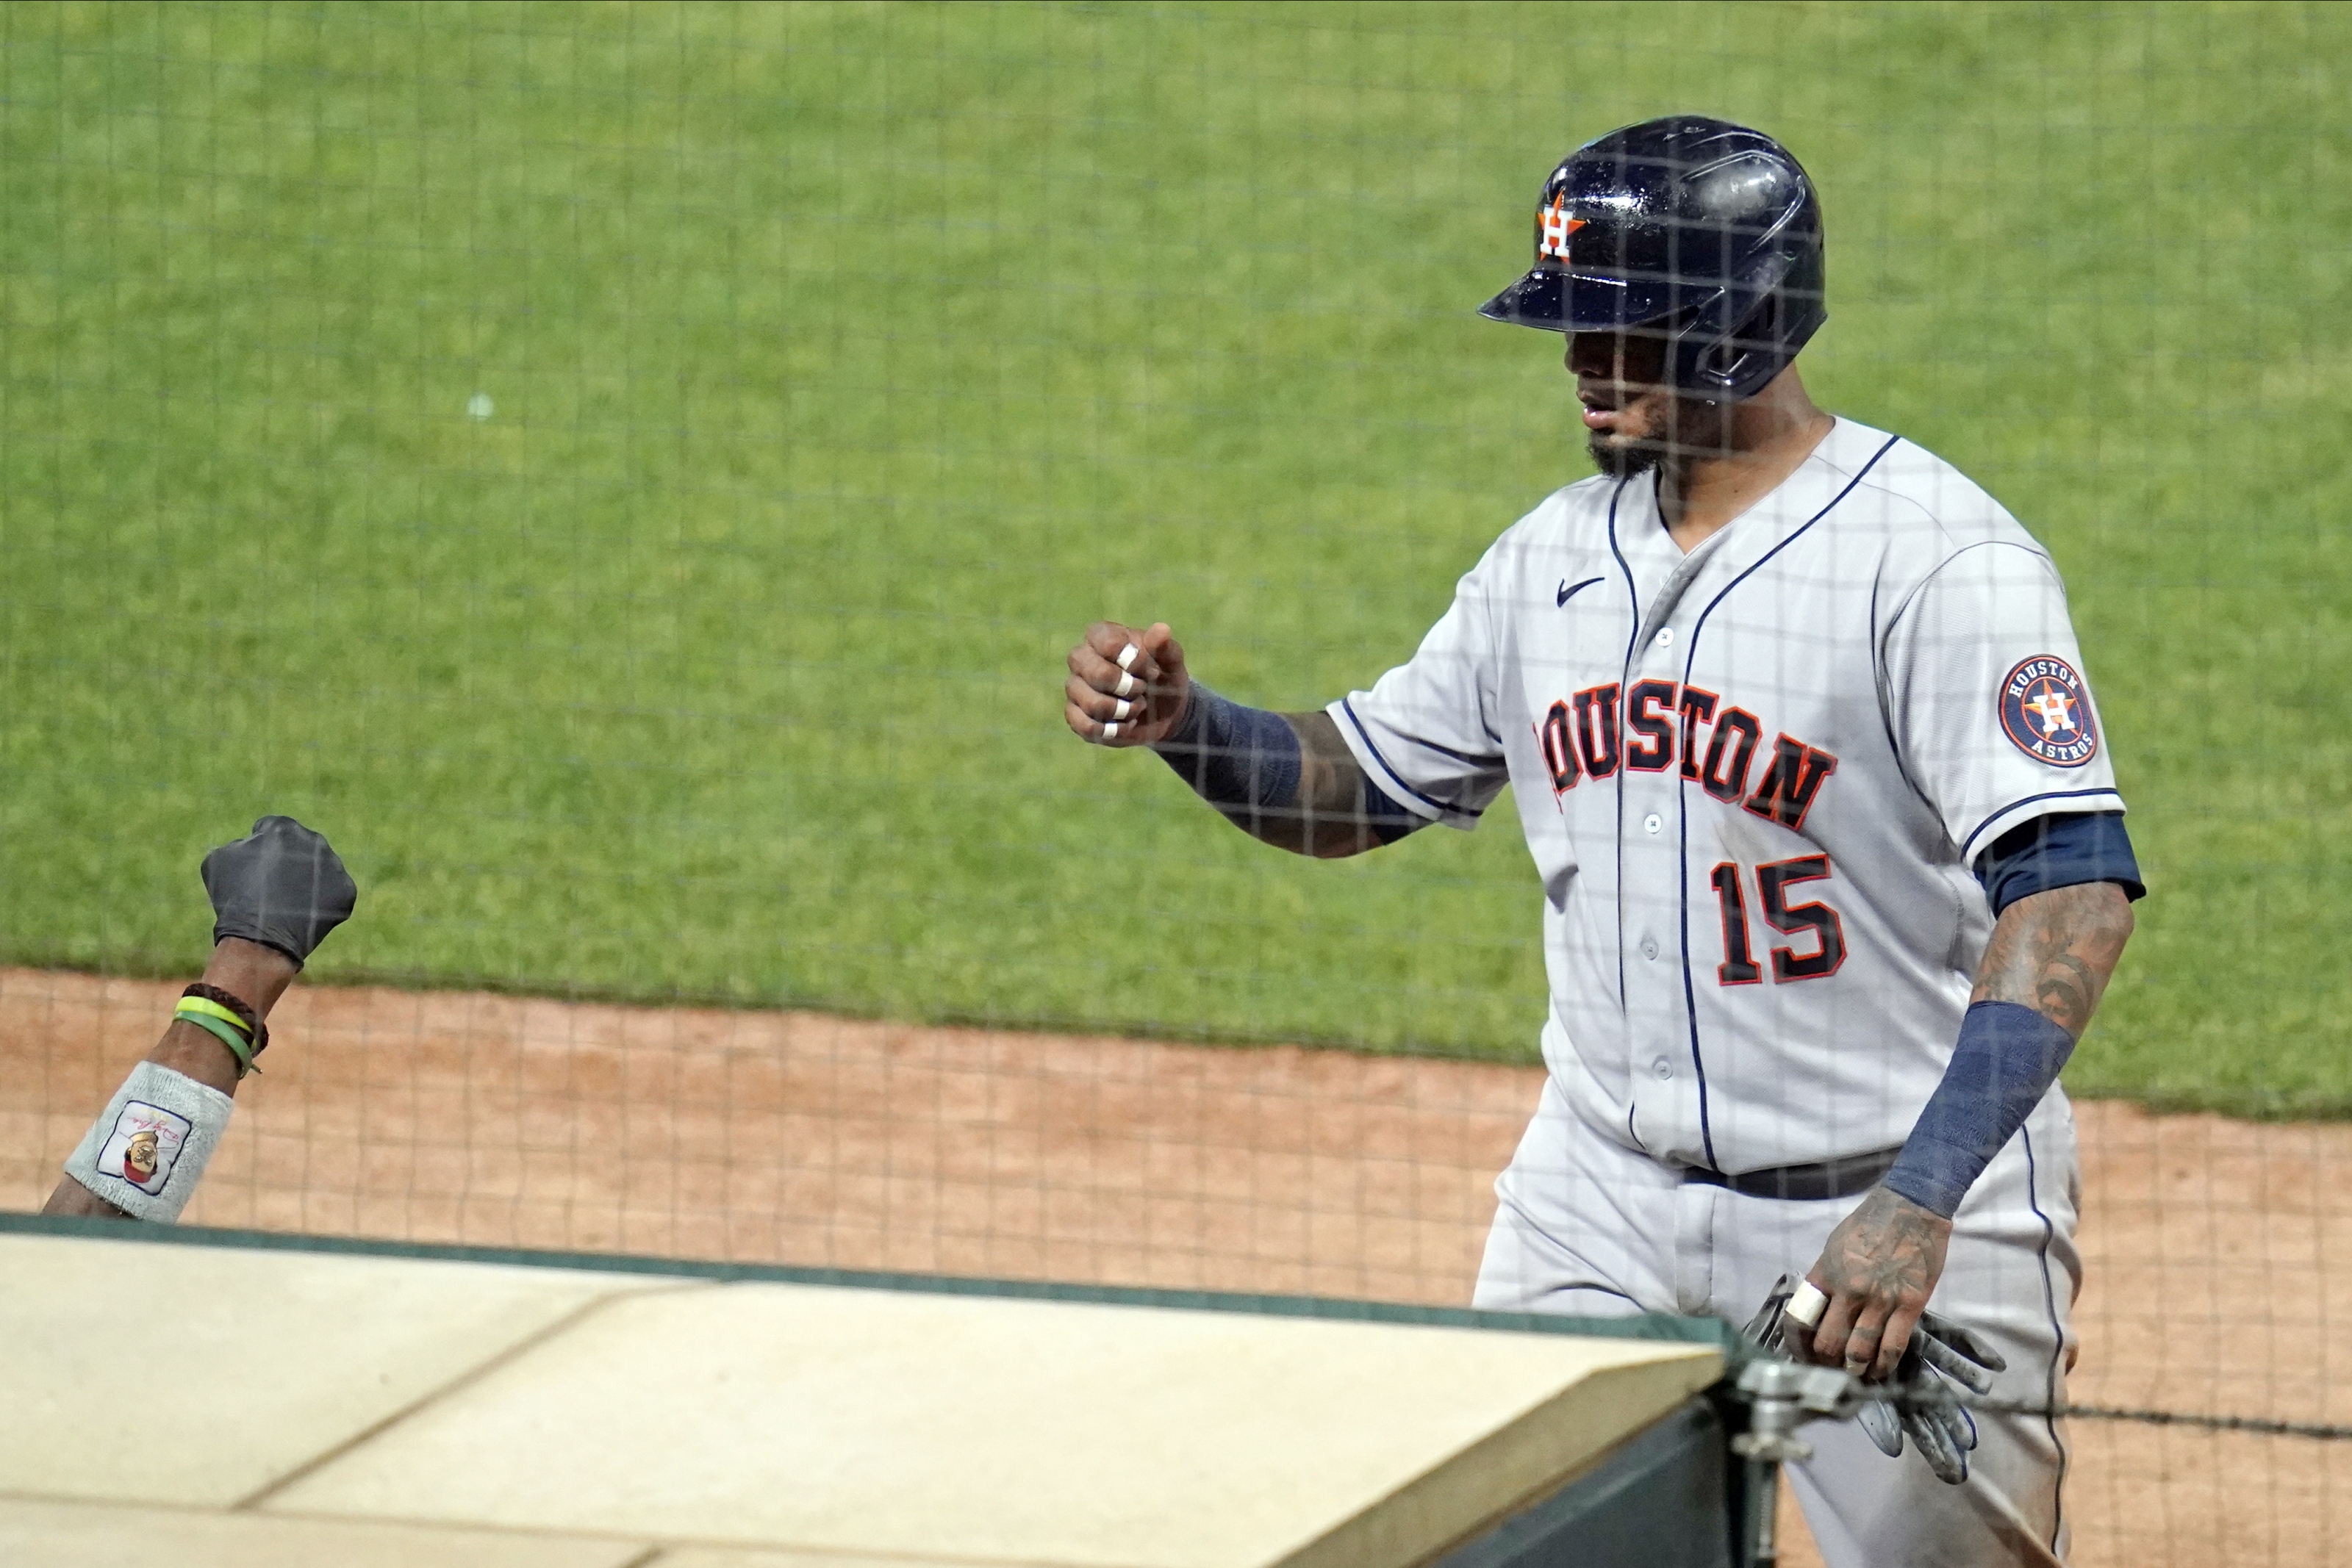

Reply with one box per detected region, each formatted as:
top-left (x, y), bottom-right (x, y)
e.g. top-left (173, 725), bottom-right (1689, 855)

top-left (98, 1101), bottom-right (193, 1195)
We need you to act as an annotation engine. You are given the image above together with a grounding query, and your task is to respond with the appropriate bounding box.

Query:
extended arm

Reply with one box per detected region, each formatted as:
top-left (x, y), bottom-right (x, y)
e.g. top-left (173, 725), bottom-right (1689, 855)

top-left (44, 817), bottom-right (355, 1222)
top-left (1064, 619), bottom-right (1420, 858)
top-left (1155, 697), bottom-right (1419, 858)
top-left (1802, 814), bottom-right (2140, 1378)
top-left (41, 938), bottom-right (296, 1218)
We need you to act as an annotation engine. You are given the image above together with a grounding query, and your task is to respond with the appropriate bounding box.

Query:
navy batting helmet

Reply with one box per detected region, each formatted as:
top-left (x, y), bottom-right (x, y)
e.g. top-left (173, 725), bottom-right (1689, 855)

top-left (1479, 115), bottom-right (1825, 401)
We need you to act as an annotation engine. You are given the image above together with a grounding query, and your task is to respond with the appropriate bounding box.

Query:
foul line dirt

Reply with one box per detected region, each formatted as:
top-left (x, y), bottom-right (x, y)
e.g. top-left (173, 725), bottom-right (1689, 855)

top-left (7, 968), bottom-right (2350, 1568)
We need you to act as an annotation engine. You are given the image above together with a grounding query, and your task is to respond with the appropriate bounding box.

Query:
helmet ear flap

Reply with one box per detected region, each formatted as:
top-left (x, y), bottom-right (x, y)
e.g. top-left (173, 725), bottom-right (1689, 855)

top-left (1675, 283), bottom-right (1824, 401)
top-left (1677, 290), bottom-right (1786, 400)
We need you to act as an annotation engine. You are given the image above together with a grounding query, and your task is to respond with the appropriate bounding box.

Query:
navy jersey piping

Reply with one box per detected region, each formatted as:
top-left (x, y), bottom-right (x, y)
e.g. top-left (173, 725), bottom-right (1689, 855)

top-left (1607, 478), bottom-right (1641, 1013)
top-left (1958, 786), bottom-right (2126, 863)
top-left (1607, 475), bottom-right (1643, 667)
top-left (1408, 733), bottom-right (1502, 769)
top-left (1671, 434), bottom-right (1901, 1170)
top-left (1336, 698), bottom-right (1470, 821)
top-left (2022, 1125), bottom-right (2070, 1550)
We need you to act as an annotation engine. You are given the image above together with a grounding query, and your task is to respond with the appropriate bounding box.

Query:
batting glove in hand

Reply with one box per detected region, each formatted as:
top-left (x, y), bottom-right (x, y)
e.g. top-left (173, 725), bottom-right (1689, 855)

top-left (201, 816), bottom-right (357, 967)
top-left (1740, 1277), bottom-right (2004, 1486)
top-left (1854, 1309), bottom-right (2006, 1485)
top-left (1740, 1274), bottom-right (1802, 1351)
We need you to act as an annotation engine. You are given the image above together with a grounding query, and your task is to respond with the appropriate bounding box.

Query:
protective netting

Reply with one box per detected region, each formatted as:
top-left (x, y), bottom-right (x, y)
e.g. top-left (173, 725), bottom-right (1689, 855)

top-left (2, 5), bottom-right (2348, 1565)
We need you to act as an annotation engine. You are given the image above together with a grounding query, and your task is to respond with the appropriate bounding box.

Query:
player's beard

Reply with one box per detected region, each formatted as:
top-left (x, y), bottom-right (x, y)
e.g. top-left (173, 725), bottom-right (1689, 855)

top-left (1585, 398), bottom-right (1732, 478)
top-left (1586, 428), bottom-right (1666, 478)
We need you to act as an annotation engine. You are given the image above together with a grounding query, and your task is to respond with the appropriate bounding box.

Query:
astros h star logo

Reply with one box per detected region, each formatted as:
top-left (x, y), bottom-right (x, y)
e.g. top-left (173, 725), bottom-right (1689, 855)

top-left (1998, 655), bottom-right (2099, 768)
top-left (2021, 682), bottom-right (2077, 739)
top-left (1538, 192), bottom-right (1585, 261)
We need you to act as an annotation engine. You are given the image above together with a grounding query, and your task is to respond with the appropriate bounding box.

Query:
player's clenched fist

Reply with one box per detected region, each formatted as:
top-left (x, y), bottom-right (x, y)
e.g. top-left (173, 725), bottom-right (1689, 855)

top-left (202, 815), bottom-right (359, 968)
top-left (1064, 621), bottom-right (1190, 747)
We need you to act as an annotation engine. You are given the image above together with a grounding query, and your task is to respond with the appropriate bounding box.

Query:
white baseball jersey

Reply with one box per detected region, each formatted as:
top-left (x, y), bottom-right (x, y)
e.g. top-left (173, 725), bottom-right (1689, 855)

top-left (1330, 417), bottom-right (2124, 1173)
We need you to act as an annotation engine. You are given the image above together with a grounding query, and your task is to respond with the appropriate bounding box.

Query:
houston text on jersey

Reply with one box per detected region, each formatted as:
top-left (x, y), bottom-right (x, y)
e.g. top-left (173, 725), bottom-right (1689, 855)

top-left (1535, 680), bottom-right (1840, 832)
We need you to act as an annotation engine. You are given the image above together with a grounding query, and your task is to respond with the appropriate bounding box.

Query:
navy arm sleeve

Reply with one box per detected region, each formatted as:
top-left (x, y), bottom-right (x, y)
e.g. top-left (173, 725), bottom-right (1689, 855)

top-left (1882, 813), bottom-right (2145, 1218)
top-left (1151, 684), bottom-right (1420, 845)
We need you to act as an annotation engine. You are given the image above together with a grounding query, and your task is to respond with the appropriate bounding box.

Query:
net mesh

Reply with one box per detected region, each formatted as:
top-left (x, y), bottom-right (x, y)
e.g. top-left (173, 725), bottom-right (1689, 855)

top-left (3, 5), bottom-right (2348, 1564)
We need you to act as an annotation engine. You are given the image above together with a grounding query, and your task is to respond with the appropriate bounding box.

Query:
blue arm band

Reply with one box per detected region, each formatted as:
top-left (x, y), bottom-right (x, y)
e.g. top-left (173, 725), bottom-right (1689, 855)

top-left (1151, 684), bottom-right (1419, 844)
top-left (1974, 810), bottom-right (2145, 916)
top-left (1883, 1000), bottom-right (2076, 1219)
top-left (1887, 818), bottom-right (2140, 1218)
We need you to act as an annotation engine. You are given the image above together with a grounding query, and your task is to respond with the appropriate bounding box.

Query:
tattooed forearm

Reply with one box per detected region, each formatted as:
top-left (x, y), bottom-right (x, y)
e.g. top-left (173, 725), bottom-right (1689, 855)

top-left (1971, 881), bottom-right (2134, 1038)
top-left (1254, 711), bottom-right (1394, 859)
top-left (2034, 952), bottom-right (2097, 1030)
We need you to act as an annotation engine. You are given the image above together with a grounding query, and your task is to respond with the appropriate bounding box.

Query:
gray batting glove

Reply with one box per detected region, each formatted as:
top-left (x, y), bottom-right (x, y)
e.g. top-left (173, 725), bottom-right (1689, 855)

top-left (201, 816), bottom-right (357, 967)
top-left (1740, 1274), bottom-right (1800, 1351)
top-left (1855, 1309), bottom-right (2006, 1485)
top-left (1744, 1278), bottom-right (2000, 1486)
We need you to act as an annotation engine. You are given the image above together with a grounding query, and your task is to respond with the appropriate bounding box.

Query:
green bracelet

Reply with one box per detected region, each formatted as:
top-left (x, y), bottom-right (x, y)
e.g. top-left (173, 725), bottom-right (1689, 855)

top-left (176, 994), bottom-right (253, 1038)
top-left (173, 1005), bottom-right (257, 1076)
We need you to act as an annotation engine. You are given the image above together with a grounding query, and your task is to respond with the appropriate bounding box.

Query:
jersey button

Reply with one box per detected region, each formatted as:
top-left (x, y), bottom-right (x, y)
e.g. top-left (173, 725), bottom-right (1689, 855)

top-left (1654, 627), bottom-right (1674, 647)
top-left (1651, 1057), bottom-right (1674, 1081)
top-left (1641, 937), bottom-right (1660, 960)
top-left (1643, 813), bottom-right (1663, 835)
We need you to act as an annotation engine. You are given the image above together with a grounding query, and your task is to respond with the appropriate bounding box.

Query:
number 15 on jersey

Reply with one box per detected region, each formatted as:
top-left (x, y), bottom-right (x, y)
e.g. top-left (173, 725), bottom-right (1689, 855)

top-left (1707, 857), bottom-right (1847, 985)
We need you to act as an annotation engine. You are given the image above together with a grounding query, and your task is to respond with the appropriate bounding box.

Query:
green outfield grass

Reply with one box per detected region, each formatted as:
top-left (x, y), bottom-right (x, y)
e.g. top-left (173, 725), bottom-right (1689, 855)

top-left (1, 2), bottom-right (2346, 1115)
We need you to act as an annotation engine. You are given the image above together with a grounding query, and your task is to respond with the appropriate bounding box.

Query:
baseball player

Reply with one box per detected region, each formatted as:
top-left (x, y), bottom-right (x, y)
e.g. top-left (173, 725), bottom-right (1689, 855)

top-left (1063, 116), bottom-right (2141, 1567)
top-left (45, 816), bottom-right (356, 1223)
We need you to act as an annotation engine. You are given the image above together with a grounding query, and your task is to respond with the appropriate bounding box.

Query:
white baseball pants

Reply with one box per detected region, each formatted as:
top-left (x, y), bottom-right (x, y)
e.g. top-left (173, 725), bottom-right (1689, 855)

top-left (1474, 1078), bottom-right (2082, 1568)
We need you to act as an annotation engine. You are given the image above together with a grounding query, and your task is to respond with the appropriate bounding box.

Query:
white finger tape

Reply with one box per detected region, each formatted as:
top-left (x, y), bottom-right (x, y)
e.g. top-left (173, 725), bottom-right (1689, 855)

top-left (1786, 1281), bottom-right (1829, 1329)
top-left (1102, 721), bottom-right (1120, 741)
top-left (1113, 698), bottom-right (1132, 721)
top-left (62, 1060), bottom-right (233, 1223)
top-left (1116, 643), bottom-right (1141, 672)
top-left (1115, 670), bottom-right (1137, 698)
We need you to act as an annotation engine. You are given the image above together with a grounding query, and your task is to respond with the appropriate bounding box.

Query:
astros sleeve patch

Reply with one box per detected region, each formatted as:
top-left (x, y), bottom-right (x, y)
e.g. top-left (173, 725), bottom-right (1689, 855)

top-left (1998, 655), bottom-right (2098, 768)
top-left (1882, 542), bottom-right (2124, 861)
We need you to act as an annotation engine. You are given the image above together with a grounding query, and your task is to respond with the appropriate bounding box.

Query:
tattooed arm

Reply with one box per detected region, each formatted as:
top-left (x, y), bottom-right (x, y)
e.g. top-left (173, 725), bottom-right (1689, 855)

top-left (1801, 880), bottom-right (2135, 1379)
top-left (1972, 879), bottom-right (2137, 1029)
top-left (1247, 710), bottom-right (1413, 858)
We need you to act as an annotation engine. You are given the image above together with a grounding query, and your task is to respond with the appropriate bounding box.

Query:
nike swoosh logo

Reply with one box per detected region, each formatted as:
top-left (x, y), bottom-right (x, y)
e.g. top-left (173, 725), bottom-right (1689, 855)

top-left (1557, 576), bottom-right (1604, 608)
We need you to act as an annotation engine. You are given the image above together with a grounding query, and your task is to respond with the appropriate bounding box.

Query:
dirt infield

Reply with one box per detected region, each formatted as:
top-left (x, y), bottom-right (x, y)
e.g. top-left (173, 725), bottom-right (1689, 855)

top-left (7, 968), bottom-right (2351, 1567)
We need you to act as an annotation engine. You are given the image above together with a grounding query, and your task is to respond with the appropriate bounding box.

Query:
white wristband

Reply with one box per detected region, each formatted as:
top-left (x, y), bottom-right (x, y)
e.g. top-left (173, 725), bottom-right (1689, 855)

top-left (62, 1061), bottom-right (234, 1222)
